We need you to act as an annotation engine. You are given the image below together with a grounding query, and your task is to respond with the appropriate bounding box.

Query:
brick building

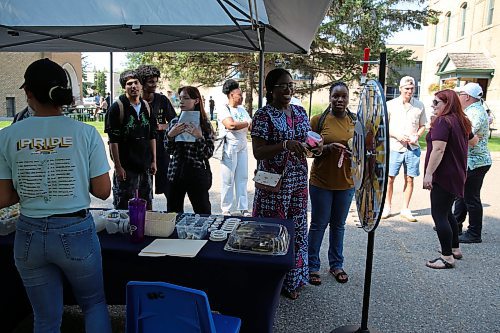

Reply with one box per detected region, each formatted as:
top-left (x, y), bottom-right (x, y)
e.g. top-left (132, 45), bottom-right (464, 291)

top-left (0, 52), bottom-right (82, 117)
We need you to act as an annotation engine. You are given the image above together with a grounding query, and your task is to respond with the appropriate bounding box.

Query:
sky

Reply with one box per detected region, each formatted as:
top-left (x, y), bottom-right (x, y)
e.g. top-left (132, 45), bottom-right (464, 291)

top-left (387, 27), bottom-right (426, 45)
top-left (82, 52), bottom-right (128, 72)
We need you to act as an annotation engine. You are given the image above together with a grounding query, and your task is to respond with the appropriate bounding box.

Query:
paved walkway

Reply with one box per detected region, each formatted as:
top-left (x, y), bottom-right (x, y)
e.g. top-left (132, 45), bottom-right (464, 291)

top-left (12, 141), bottom-right (500, 332)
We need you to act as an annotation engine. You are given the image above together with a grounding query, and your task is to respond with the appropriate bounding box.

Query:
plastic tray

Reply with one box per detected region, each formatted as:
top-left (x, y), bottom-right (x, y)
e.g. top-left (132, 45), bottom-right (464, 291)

top-left (224, 221), bottom-right (289, 255)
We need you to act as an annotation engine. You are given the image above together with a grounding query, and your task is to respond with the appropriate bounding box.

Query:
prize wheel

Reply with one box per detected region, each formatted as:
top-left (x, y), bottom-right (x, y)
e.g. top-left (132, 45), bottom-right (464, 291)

top-left (351, 80), bottom-right (389, 232)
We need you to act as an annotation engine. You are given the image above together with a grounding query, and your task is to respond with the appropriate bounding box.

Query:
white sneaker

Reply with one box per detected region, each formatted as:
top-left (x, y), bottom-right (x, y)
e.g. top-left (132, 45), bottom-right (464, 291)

top-left (240, 210), bottom-right (252, 217)
top-left (400, 209), bottom-right (417, 222)
top-left (222, 211), bottom-right (231, 216)
top-left (381, 206), bottom-right (391, 219)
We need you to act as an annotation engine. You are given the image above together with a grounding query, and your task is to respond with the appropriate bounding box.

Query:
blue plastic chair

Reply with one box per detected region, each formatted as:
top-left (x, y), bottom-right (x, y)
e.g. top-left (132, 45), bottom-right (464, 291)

top-left (126, 281), bottom-right (241, 333)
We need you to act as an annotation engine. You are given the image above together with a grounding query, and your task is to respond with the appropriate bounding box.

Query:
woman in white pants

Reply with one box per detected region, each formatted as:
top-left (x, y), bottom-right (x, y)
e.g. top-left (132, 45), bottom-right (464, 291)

top-left (218, 79), bottom-right (252, 216)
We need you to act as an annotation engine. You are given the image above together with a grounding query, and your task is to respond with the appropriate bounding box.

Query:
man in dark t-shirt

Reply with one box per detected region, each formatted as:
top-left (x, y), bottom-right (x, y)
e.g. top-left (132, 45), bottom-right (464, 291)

top-left (137, 65), bottom-right (177, 203)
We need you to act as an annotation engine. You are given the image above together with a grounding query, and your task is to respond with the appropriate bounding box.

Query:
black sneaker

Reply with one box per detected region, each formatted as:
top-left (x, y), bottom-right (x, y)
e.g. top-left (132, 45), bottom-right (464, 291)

top-left (459, 232), bottom-right (482, 243)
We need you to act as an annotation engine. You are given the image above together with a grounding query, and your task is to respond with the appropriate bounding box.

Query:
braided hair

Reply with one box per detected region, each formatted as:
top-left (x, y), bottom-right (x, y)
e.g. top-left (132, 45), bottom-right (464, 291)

top-left (329, 81), bottom-right (349, 95)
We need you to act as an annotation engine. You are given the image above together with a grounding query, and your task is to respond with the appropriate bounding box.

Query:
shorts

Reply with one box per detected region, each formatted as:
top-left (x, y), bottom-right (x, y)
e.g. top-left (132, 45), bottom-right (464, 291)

top-left (388, 148), bottom-right (420, 178)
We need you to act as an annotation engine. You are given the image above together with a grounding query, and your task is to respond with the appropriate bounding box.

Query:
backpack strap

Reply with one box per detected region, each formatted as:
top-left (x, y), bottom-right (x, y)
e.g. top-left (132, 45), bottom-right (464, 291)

top-left (116, 98), bottom-right (124, 125)
top-left (152, 93), bottom-right (161, 117)
top-left (317, 107), bottom-right (356, 133)
top-left (316, 108), bottom-right (330, 133)
top-left (346, 108), bottom-right (357, 122)
top-left (143, 99), bottom-right (151, 117)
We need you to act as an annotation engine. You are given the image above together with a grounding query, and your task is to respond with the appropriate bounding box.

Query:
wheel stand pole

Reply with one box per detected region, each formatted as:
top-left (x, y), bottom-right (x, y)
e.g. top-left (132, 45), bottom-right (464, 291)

top-left (331, 231), bottom-right (380, 333)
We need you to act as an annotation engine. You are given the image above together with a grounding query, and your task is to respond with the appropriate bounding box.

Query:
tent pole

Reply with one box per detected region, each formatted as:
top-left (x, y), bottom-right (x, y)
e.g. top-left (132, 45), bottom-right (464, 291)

top-left (258, 27), bottom-right (265, 109)
top-left (110, 52), bottom-right (114, 103)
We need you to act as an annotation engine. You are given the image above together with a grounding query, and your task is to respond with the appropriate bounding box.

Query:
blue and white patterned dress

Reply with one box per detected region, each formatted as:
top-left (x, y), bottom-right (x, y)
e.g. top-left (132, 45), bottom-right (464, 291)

top-left (251, 104), bottom-right (311, 293)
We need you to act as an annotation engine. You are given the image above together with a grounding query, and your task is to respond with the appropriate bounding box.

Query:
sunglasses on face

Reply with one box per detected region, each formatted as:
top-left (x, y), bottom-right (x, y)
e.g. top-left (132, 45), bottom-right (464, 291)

top-left (274, 82), bottom-right (297, 90)
top-left (432, 100), bottom-right (443, 106)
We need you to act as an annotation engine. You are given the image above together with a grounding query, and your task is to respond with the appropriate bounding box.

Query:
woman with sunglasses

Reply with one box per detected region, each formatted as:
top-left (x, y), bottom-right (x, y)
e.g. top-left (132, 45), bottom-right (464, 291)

top-left (165, 86), bottom-right (215, 214)
top-left (308, 82), bottom-right (356, 285)
top-left (251, 68), bottom-right (310, 300)
top-left (423, 89), bottom-right (473, 269)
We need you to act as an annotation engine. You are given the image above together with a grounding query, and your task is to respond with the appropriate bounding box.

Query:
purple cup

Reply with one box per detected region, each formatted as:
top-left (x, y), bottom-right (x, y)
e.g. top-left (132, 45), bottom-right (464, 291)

top-left (128, 198), bottom-right (147, 243)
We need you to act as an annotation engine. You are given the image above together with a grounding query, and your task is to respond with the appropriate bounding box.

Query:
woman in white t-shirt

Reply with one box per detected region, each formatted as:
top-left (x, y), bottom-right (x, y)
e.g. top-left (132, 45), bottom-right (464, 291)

top-left (218, 79), bottom-right (252, 216)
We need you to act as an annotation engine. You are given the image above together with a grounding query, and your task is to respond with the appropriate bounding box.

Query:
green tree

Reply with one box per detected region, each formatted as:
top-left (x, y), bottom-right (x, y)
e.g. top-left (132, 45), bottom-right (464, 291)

top-left (127, 52), bottom-right (260, 115)
top-left (285, 0), bottom-right (438, 92)
top-left (125, 0), bottom-right (438, 113)
top-left (93, 71), bottom-right (107, 97)
top-left (81, 55), bottom-right (91, 98)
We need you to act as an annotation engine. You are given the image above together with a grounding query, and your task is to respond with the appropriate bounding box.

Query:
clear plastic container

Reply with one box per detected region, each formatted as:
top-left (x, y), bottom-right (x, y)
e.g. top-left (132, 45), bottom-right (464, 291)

top-left (224, 221), bottom-right (290, 255)
top-left (176, 215), bottom-right (210, 240)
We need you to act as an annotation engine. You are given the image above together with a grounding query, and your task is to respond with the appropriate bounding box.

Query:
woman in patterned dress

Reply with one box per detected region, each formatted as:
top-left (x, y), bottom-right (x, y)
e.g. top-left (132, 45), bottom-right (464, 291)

top-left (251, 68), bottom-right (310, 300)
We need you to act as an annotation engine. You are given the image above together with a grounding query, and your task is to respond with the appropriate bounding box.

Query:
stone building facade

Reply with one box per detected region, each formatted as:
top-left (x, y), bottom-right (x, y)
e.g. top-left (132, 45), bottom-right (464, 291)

top-left (0, 52), bottom-right (82, 117)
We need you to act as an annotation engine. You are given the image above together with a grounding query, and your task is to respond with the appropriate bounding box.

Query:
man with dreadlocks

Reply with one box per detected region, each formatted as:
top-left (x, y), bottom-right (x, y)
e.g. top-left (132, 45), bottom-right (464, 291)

top-left (136, 65), bottom-right (177, 205)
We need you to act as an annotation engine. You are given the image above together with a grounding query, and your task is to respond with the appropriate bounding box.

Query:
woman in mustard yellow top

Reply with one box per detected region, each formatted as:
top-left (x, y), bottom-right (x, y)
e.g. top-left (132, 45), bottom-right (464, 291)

top-left (308, 82), bottom-right (355, 285)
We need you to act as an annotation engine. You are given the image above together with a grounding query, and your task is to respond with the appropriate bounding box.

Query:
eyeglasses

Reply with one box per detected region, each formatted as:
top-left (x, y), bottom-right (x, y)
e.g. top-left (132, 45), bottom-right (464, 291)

top-left (274, 82), bottom-right (297, 90)
top-left (432, 100), bottom-right (443, 106)
top-left (458, 93), bottom-right (469, 97)
top-left (179, 96), bottom-right (193, 101)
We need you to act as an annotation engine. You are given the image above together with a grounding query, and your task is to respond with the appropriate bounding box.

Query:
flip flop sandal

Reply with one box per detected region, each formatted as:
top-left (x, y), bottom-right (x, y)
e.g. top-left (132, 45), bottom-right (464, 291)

top-left (281, 288), bottom-right (300, 300)
top-left (438, 249), bottom-right (463, 260)
top-left (330, 269), bottom-right (349, 283)
top-left (426, 257), bottom-right (455, 269)
top-left (309, 273), bottom-right (322, 286)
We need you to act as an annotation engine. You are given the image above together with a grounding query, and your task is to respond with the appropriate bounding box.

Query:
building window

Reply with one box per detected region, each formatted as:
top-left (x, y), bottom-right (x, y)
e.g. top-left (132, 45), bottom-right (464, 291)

top-left (460, 3), bottom-right (468, 37)
top-left (487, 0), bottom-right (495, 25)
top-left (445, 12), bottom-right (451, 42)
top-left (6, 97), bottom-right (15, 117)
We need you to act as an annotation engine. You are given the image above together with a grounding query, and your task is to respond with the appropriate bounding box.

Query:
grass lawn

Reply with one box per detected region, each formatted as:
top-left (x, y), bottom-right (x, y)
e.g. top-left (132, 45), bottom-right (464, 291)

top-left (2, 120), bottom-right (500, 151)
top-left (1, 120), bottom-right (106, 136)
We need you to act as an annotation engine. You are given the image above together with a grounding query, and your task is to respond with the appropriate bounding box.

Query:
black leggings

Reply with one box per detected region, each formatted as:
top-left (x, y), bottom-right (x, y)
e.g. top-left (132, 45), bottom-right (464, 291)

top-left (430, 183), bottom-right (460, 256)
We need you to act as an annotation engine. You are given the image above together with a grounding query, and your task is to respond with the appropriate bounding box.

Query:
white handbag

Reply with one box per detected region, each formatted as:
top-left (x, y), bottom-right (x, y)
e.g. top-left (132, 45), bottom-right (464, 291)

top-left (253, 170), bottom-right (283, 193)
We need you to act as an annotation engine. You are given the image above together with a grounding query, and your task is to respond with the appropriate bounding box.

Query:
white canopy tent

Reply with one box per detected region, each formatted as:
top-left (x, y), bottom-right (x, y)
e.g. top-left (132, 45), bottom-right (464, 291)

top-left (0, 0), bottom-right (331, 104)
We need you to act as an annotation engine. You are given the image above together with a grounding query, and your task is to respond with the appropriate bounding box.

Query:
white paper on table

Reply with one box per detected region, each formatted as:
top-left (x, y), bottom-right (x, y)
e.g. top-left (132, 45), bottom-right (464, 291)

top-left (175, 111), bottom-right (200, 142)
top-left (139, 239), bottom-right (208, 258)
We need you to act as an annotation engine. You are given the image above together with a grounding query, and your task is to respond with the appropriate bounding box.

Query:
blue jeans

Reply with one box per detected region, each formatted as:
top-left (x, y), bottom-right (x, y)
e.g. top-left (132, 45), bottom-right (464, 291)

top-left (14, 213), bottom-right (111, 333)
top-left (308, 184), bottom-right (355, 272)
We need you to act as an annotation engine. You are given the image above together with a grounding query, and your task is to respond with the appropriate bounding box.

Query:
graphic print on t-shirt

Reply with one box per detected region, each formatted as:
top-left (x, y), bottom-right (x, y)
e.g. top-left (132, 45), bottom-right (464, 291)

top-left (15, 136), bottom-right (76, 201)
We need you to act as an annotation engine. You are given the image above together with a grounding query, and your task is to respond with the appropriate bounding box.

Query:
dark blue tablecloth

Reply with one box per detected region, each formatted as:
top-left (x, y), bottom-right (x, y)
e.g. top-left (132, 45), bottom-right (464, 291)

top-left (0, 216), bottom-right (294, 333)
